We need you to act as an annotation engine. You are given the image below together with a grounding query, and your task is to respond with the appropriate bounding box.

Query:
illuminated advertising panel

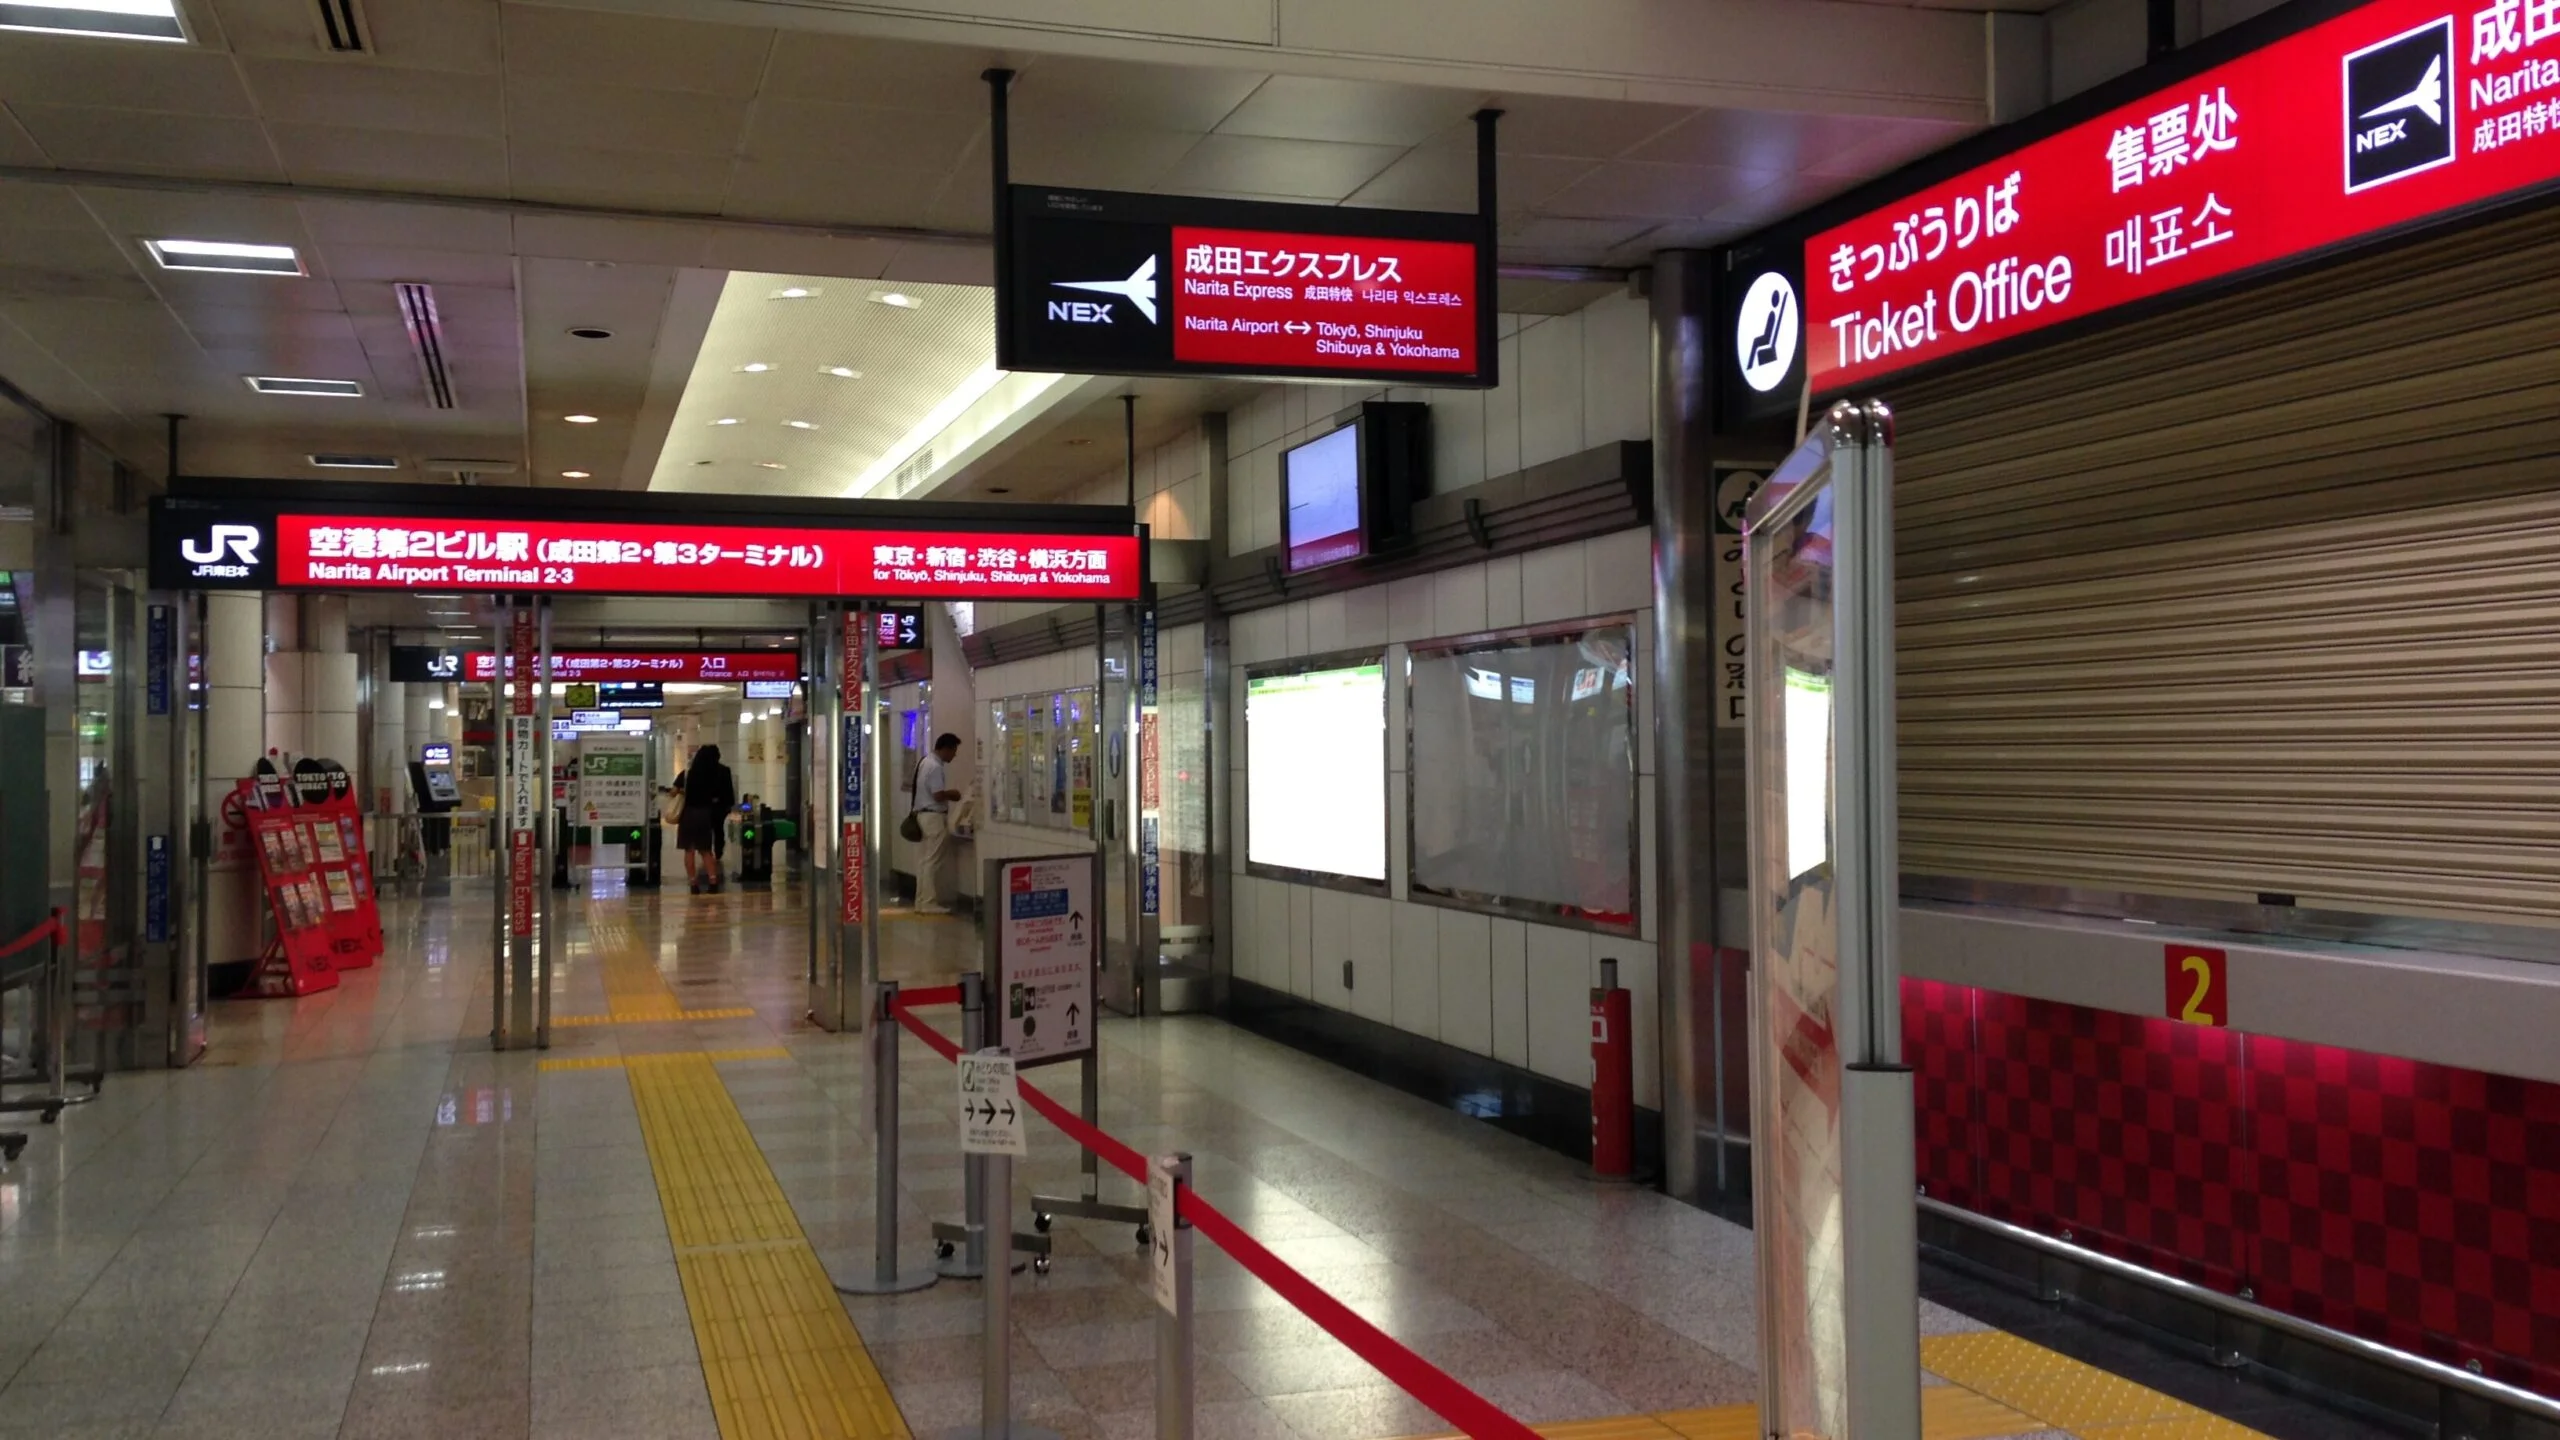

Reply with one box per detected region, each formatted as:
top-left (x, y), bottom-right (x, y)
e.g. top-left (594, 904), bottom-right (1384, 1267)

top-left (1244, 661), bottom-right (1387, 885)
top-left (1000, 185), bottom-right (1492, 388)
top-left (150, 484), bottom-right (1141, 601)
top-left (1723, 0), bottom-right (2560, 410)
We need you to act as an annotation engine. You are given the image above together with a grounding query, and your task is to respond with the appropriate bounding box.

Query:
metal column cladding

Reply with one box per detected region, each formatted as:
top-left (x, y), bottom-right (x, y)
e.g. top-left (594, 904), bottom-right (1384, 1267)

top-left (506, 606), bottom-right (537, 943)
top-left (1139, 608), bottom-right (1160, 919)
top-left (839, 608), bottom-right (864, 929)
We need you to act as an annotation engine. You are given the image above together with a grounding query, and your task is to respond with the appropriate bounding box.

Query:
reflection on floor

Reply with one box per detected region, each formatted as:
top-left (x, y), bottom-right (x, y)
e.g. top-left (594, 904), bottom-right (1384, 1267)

top-left (0, 876), bottom-right (2343, 1439)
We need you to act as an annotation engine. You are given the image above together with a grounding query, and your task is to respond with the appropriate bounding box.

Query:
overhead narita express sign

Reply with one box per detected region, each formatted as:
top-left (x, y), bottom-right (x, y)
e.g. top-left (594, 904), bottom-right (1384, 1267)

top-left (1797, 0), bottom-right (2560, 392)
top-left (1001, 185), bottom-right (1491, 387)
top-left (153, 497), bottom-right (1141, 601)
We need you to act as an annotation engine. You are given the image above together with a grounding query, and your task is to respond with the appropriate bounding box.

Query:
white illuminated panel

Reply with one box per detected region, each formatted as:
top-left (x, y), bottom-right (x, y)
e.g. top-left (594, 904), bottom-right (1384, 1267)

top-left (1245, 663), bottom-right (1384, 881)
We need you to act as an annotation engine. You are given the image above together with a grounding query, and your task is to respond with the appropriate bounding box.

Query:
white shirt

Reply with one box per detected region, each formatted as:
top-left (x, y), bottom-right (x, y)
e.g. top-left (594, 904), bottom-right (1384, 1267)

top-left (914, 755), bottom-right (951, 813)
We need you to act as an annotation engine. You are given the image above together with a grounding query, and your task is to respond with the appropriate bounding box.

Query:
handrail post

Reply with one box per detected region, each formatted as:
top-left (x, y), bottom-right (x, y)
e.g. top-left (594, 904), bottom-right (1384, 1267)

top-left (1155, 1152), bottom-right (1195, 1440)
top-left (834, 980), bottom-right (937, 1295)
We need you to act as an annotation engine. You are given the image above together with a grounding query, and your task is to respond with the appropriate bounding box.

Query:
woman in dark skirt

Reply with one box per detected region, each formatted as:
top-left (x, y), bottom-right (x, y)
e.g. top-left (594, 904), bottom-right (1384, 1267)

top-left (677, 744), bottom-right (737, 893)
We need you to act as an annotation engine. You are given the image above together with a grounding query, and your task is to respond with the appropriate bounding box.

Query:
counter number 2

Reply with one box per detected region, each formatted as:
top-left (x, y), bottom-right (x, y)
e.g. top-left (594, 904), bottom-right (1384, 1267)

top-left (2165, 945), bottom-right (2228, 1028)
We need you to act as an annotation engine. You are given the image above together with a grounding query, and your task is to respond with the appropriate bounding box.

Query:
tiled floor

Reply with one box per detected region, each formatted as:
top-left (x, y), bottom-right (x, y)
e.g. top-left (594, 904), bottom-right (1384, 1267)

top-left (0, 875), bottom-right (2328, 1439)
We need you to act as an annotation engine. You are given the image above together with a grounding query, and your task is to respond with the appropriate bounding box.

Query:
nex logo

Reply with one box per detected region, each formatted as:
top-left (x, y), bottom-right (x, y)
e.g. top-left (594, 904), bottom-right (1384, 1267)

top-left (1048, 256), bottom-right (1159, 325)
top-left (180, 524), bottom-right (261, 574)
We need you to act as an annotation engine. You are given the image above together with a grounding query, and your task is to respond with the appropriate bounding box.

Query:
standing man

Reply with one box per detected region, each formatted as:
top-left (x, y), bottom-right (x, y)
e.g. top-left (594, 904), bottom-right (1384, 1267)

top-left (912, 732), bottom-right (963, 914)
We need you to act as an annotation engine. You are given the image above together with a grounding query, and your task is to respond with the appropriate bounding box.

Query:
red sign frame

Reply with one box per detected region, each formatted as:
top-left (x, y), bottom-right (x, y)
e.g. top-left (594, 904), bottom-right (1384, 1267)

top-left (465, 651), bottom-right (800, 683)
top-left (1801, 0), bottom-right (2560, 393)
top-left (1168, 226), bottom-right (1478, 376)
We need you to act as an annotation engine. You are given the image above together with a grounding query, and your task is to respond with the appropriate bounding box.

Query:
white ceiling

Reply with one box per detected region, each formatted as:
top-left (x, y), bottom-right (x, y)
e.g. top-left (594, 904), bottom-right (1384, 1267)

top-left (0, 0), bottom-right (1994, 494)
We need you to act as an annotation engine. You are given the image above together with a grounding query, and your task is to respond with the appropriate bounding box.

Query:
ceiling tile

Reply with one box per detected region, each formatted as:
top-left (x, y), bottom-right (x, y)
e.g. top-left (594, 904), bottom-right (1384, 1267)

top-left (75, 187), bottom-right (309, 244)
top-left (0, 223), bottom-right (135, 277)
top-left (512, 215), bottom-right (718, 268)
top-left (173, 305), bottom-right (363, 346)
top-left (697, 230), bottom-right (894, 280)
top-left (150, 270), bottom-right (351, 312)
top-left (499, 6), bottom-right (772, 96)
top-left (1215, 75), bottom-right (1483, 148)
top-left (0, 108), bottom-right (43, 166)
top-left (1623, 106), bottom-right (1903, 177)
top-left (876, 243), bottom-right (993, 287)
top-left (1497, 214), bottom-right (1659, 258)
top-left (1343, 148), bottom-right (1593, 214)
top-left (0, 262), bottom-right (156, 305)
top-left (1158, 133), bottom-right (1402, 202)
top-left (0, 42), bottom-right (255, 116)
top-left (315, 244), bottom-right (515, 287)
top-left (2, 179), bottom-right (111, 231)
top-left (357, 0), bottom-right (503, 73)
top-left (1006, 123), bottom-right (1199, 193)
top-left (7, 106), bottom-right (283, 180)
top-left (238, 58), bottom-right (506, 138)
top-left (1010, 57), bottom-right (1265, 134)
top-left (738, 98), bottom-right (980, 172)
top-left (506, 78), bottom-right (753, 159)
top-left (758, 33), bottom-right (994, 113)
top-left (1543, 160), bottom-right (1765, 222)
top-left (1479, 94), bottom-right (1694, 160)
top-left (721, 155), bottom-right (949, 228)
top-left (1824, 118), bottom-right (1976, 180)
top-left (297, 198), bottom-right (513, 254)
top-left (267, 124), bottom-right (509, 194)
top-left (510, 143), bottom-right (734, 214)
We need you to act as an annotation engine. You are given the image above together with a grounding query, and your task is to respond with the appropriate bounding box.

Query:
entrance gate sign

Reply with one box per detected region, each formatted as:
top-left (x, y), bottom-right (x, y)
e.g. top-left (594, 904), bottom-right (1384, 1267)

top-left (149, 486), bottom-right (1143, 601)
top-left (1768, 0), bottom-right (2560, 397)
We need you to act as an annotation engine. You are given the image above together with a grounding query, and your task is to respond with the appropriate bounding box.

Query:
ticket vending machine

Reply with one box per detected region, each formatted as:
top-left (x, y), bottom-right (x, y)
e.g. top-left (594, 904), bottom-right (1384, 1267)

top-left (408, 741), bottom-right (461, 891)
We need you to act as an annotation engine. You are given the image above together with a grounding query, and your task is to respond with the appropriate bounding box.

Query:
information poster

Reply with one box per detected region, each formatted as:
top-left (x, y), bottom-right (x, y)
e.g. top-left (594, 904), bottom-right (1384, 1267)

top-left (578, 735), bottom-right (649, 829)
top-left (995, 855), bottom-right (1095, 1067)
top-left (1244, 663), bottom-right (1386, 881)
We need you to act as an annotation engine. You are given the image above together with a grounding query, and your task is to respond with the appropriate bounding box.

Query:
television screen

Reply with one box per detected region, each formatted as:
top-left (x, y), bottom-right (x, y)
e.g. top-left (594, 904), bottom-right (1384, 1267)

top-left (1283, 424), bottom-right (1363, 572)
top-left (1245, 662), bottom-right (1386, 881)
top-left (743, 680), bottom-right (795, 699)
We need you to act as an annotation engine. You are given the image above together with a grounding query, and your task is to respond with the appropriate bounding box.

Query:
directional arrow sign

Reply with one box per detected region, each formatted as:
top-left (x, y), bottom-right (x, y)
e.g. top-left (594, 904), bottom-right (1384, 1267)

top-left (957, 1051), bottom-right (1027, 1156)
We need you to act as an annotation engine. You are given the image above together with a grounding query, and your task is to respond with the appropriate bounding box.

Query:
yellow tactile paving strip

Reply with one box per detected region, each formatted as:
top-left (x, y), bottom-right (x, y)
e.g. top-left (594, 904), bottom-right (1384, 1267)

top-left (1411, 1336), bottom-right (2271, 1440)
top-left (540, 1047), bottom-right (790, 1073)
top-left (552, 1007), bottom-right (760, 1027)
top-left (628, 1050), bottom-right (910, 1440)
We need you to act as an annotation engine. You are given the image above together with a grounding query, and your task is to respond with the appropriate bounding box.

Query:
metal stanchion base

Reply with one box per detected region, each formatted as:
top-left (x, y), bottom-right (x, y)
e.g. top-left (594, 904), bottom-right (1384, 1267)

top-left (931, 1220), bottom-right (1049, 1278)
top-left (825, 1256), bottom-right (943, 1296)
top-left (1029, 1195), bottom-right (1149, 1243)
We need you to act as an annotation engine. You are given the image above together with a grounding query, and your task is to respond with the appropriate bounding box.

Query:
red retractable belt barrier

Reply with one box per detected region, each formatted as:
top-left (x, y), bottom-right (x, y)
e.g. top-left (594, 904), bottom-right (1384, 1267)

top-left (888, 994), bottom-right (1542, 1440)
top-left (0, 910), bottom-right (66, 960)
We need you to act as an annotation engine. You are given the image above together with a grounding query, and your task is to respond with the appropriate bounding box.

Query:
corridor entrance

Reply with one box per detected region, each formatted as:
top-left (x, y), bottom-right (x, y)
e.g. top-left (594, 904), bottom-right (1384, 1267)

top-left (147, 477), bottom-right (1147, 1050)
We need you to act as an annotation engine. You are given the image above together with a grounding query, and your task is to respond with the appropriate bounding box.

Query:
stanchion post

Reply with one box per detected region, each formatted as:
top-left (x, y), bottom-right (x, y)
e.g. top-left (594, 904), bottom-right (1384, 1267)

top-left (44, 910), bottom-right (66, 1102)
top-left (981, 1139), bottom-right (1013, 1440)
top-left (836, 980), bottom-right (938, 1296)
top-left (1154, 1152), bottom-right (1194, 1440)
top-left (940, 972), bottom-right (991, 1280)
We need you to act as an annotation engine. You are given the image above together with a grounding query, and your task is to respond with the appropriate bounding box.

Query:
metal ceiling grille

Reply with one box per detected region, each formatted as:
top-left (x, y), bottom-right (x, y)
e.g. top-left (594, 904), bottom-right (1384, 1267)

top-left (1889, 202), bottom-right (2560, 927)
top-left (395, 282), bottom-right (455, 410)
top-left (312, 0), bottom-right (366, 51)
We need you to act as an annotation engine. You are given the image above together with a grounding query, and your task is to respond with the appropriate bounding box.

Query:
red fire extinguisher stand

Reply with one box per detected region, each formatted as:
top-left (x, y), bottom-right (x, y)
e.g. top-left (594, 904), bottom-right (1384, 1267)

top-left (1590, 957), bottom-right (1634, 1180)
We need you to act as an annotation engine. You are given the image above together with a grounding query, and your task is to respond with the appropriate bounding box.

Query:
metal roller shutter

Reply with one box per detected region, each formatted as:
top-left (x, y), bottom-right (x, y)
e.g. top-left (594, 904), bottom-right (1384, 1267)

top-left (1892, 201), bottom-right (2560, 926)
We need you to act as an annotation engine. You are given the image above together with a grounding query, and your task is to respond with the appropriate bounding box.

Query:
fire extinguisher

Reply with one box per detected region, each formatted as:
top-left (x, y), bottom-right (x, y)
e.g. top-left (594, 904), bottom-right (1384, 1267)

top-left (1591, 956), bottom-right (1634, 1180)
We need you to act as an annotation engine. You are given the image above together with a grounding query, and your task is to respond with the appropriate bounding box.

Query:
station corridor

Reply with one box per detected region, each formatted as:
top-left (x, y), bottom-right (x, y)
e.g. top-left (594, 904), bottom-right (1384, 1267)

top-left (0, 882), bottom-right (2341, 1440)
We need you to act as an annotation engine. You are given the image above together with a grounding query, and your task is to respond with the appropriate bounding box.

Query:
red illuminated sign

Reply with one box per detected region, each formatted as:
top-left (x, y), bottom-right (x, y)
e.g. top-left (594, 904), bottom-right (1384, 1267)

top-left (1169, 228), bottom-right (1476, 376)
top-left (1803, 0), bottom-right (2560, 391)
top-left (465, 651), bottom-right (800, 683)
top-left (270, 514), bottom-right (1138, 599)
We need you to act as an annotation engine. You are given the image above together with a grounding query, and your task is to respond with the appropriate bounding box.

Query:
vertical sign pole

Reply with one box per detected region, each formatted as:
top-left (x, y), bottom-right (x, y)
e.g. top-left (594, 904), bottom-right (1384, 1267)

top-left (507, 600), bottom-right (538, 1044)
top-left (862, 613), bottom-right (882, 1003)
top-left (806, 606), bottom-right (827, 1018)
top-left (1473, 108), bottom-right (1502, 387)
top-left (1137, 598), bottom-right (1160, 1015)
top-left (985, 68), bottom-right (1015, 371)
top-left (489, 609), bottom-right (508, 1048)
top-left (535, 598), bottom-right (554, 1049)
top-left (838, 606), bottom-right (867, 1022)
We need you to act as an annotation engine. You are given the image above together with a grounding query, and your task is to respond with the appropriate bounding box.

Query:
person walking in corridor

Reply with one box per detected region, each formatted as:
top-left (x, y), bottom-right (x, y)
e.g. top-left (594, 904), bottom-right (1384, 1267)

top-left (678, 744), bottom-right (736, 894)
top-left (911, 732), bottom-right (962, 913)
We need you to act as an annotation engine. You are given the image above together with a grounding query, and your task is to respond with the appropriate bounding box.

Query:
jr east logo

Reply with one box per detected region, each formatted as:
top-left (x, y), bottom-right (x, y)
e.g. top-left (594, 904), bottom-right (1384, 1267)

top-left (180, 523), bottom-right (263, 578)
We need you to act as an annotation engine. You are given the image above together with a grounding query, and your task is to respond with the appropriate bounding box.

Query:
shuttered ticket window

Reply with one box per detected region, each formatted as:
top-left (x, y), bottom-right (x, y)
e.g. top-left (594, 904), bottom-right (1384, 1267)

top-left (1892, 202), bottom-right (2560, 926)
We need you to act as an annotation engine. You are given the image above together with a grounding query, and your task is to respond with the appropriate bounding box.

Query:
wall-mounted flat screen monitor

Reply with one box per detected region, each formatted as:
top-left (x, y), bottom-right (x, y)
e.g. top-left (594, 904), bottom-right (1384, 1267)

top-left (744, 680), bottom-right (796, 699)
top-left (1245, 661), bottom-right (1386, 883)
top-left (1283, 424), bottom-right (1364, 572)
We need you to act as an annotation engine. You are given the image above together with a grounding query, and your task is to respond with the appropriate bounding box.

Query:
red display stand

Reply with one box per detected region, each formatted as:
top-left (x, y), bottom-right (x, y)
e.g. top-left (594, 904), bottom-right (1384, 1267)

top-left (238, 765), bottom-right (385, 999)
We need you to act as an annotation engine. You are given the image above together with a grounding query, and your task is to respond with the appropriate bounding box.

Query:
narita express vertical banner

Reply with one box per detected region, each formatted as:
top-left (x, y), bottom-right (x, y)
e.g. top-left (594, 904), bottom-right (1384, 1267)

top-left (1780, 0), bottom-right (2560, 395)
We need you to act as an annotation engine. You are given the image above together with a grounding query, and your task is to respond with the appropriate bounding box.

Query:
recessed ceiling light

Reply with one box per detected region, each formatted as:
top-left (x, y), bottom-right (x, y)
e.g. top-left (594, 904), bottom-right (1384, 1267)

top-left (560, 470), bottom-right (590, 479)
top-left (769, 286), bottom-right (820, 300)
top-left (870, 290), bottom-right (922, 309)
top-left (737, 362), bottom-right (771, 374)
top-left (757, 461), bottom-right (786, 470)
top-left (987, 486), bottom-right (1012, 495)
top-left (245, 375), bottom-right (362, 397)
top-left (712, 417), bottom-right (740, 426)
top-left (563, 414), bottom-right (598, 424)
top-left (308, 453), bottom-right (398, 469)
top-left (692, 459), bottom-right (715, 467)
top-left (146, 239), bottom-right (301, 275)
top-left (784, 419), bottom-right (817, 430)
top-left (821, 366), bottom-right (862, 379)
top-left (2, 0), bottom-right (185, 42)
top-left (567, 326), bottom-right (614, 340)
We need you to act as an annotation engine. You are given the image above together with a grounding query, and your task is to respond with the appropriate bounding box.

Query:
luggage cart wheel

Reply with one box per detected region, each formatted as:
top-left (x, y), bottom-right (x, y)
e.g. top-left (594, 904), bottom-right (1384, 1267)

top-left (935, 1240), bottom-right (955, 1260)
top-left (1032, 1254), bottom-right (1051, 1276)
top-left (39, 1106), bottom-right (60, 1124)
top-left (1134, 1222), bottom-right (1151, 1247)
top-left (0, 1134), bottom-right (24, 1162)
top-left (1033, 1212), bottom-right (1052, 1233)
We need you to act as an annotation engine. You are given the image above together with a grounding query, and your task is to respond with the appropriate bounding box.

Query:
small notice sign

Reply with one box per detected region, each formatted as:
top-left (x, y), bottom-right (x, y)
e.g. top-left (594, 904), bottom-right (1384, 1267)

top-left (957, 1050), bottom-right (1026, 1156)
top-left (995, 855), bottom-right (1096, 1067)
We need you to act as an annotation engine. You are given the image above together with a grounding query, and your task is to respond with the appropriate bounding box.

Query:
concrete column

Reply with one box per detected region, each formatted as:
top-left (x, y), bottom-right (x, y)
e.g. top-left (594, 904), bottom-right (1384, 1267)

top-left (373, 679), bottom-right (406, 812)
top-left (301, 597), bottom-right (357, 769)
top-left (203, 592), bottom-right (264, 966)
top-left (926, 603), bottom-right (977, 808)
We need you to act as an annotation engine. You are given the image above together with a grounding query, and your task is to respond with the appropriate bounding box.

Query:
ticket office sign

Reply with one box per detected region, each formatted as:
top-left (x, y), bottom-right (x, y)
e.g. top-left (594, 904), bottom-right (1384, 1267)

top-left (152, 497), bottom-right (1142, 601)
top-left (1726, 0), bottom-right (2560, 410)
top-left (1001, 185), bottom-right (1492, 387)
top-left (994, 855), bottom-right (1096, 1068)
